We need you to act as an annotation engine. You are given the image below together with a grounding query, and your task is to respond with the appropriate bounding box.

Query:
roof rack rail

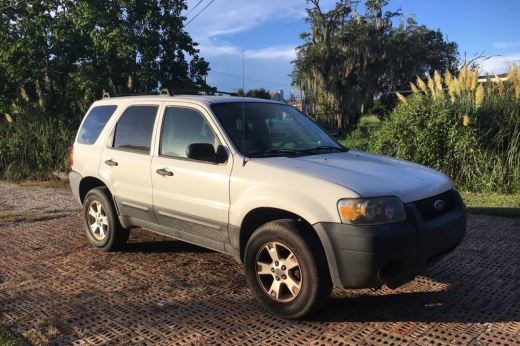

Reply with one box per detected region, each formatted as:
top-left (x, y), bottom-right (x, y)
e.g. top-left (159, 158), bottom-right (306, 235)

top-left (99, 88), bottom-right (238, 98)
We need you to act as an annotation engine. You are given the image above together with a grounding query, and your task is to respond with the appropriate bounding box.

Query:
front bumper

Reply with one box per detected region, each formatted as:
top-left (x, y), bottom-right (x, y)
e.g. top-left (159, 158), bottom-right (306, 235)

top-left (314, 190), bottom-right (466, 289)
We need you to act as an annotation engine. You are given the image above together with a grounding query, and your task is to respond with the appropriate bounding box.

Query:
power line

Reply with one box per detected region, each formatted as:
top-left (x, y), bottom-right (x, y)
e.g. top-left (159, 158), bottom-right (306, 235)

top-left (186, 0), bottom-right (204, 17)
top-left (185, 0), bottom-right (215, 26)
top-left (210, 70), bottom-right (292, 87)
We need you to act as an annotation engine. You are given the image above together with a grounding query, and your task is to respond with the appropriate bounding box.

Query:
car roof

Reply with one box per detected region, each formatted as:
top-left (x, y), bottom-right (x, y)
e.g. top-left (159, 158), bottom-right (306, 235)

top-left (91, 95), bottom-right (284, 107)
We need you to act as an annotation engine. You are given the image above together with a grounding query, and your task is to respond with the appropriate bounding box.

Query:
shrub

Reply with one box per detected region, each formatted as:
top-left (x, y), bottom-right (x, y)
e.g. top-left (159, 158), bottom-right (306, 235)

top-left (340, 115), bottom-right (381, 151)
top-left (370, 65), bottom-right (520, 193)
top-left (0, 105), bottom-right (77, 180)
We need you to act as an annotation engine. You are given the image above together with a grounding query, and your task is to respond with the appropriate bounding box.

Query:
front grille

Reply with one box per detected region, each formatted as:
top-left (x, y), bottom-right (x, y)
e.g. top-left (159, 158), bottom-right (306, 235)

top-left (414, 190), bottom-right (456, 221)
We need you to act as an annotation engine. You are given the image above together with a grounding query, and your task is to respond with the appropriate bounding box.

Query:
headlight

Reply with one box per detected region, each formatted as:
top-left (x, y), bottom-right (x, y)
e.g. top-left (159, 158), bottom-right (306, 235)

top-left (337, 197), bottom-right (406, 225)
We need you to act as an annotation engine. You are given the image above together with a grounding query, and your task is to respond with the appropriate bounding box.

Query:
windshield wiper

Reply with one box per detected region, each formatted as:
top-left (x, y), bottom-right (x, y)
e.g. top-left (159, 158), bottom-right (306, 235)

top-left (247, 148), bottom-right (305, 158)
top-left (247, 146), bottom-right (347, 158)
top-left (302, 146), bottom-right (347, 153)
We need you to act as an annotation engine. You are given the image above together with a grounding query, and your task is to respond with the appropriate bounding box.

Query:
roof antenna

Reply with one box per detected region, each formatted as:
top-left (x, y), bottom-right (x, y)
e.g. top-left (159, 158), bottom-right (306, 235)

top-left (242, 48), bottom-right (248, 167)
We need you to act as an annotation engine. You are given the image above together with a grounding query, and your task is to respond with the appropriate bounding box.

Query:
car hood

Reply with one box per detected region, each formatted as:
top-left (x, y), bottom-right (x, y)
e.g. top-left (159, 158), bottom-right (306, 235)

top-left (262, 150), bottom-right (453, 203)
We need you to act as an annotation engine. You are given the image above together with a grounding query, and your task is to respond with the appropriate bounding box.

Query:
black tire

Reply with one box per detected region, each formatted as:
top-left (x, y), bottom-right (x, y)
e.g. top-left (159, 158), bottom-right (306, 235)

top-left (244, 220), bottom-right (332, 319)
top-left (83, 187), bottom-right (129, 251)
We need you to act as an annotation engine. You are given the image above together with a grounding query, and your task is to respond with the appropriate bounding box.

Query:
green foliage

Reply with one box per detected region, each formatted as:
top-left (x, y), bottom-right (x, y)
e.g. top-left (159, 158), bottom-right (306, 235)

top-left (0, 0), bottom-right (212, 180)
top-left (340, 115), bottom-right (381, 151)
top-left (292, 0), bottom-right (457, 130)
top-left (370, 66), bottom-right (520, 193)
top-left (0, 107), bottom-right (75, 180)
top-left (461, 191), bottom-right (520, 219)
top-left (0, 325), bottom-right (19, 346)
top-left (236, 88), bottom-right (272, 99)
top-left (0, 0), bottom-right (211, 113)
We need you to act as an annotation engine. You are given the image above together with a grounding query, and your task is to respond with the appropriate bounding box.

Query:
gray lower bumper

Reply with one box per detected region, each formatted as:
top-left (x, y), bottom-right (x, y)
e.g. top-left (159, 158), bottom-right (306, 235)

top-left (314, 191), bottom-right (466, 289)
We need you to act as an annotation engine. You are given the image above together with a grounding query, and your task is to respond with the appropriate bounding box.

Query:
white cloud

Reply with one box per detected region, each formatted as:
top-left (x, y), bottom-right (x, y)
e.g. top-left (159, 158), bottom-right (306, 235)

top-left (246, 46), bottom-right (297, 60)
top-left (184, 0), bottom-right (333, 60)
top-left (477, 53), bottom-right (520, 74)
top-left (185, 0), bottom-right (307, 38)
top-left (493, 41), bottom-right (520, 49)
top-left (182, 0), bottom-right (334, 93)
top-left (198, 42), bottom-right (296, 61)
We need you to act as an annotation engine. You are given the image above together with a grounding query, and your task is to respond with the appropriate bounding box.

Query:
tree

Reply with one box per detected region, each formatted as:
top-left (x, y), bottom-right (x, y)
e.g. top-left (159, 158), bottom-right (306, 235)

top-left (236, 88), bottom-right (272, 99)
top-left (0, 0), bottom-right (212, 120)
top-left (247, 88), bottom-right (271, 99)
top-left (292, 0), bottom-right (458, 131)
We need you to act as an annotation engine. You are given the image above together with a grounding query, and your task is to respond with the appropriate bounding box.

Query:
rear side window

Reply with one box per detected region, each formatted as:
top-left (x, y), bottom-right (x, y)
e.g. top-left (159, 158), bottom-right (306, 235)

top-left (77, 105), bottom-right (117, 144)
top-left (113, 105), bottom-right (158, 153)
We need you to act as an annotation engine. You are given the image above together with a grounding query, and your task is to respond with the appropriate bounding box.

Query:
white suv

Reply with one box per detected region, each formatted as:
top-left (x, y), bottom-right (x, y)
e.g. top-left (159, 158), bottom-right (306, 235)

top-left (69, 95), bottom-right (466, 318)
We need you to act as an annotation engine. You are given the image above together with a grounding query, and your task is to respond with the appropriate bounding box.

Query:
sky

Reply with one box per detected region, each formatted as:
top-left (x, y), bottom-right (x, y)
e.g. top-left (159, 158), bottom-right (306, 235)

top-left (183, 0), bottom-right (520, 97)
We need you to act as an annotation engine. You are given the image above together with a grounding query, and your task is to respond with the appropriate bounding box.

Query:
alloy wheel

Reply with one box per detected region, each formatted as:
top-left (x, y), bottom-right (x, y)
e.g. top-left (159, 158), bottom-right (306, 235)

top-left (255, 241), bottom-right (303, 303)
top-left (87, 201), bottom-right (109, 241)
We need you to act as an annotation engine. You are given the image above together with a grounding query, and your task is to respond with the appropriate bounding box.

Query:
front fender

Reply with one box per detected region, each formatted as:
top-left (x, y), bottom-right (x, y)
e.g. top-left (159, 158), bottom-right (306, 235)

top-left (229, 184), bottom-right (340, 227)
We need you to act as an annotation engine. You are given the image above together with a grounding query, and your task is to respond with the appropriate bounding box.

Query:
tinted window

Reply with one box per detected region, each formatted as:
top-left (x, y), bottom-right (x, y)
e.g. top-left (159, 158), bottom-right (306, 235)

top-left (113, 106), bottom-right (158, 153)
top-left (77, 105), bottom-right (117, 144)
top-left (160, 107), bottom-right (218, 158)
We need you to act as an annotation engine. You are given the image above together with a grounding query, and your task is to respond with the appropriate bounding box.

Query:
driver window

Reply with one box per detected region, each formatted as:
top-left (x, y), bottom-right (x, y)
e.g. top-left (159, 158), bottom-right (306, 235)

top-left (160, 107), bottom-right (219, 158)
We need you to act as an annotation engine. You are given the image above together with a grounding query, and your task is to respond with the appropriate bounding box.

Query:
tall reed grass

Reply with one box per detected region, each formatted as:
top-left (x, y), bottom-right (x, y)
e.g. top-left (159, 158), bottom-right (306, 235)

top-left (0, 104), bottom-right (76, 180)
top-left (371, 65), bottom-right (520, 193)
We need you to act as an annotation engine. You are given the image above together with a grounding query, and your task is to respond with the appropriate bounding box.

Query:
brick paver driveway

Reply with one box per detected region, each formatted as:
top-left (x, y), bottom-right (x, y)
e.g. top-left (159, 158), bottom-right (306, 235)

top-left (0, 183), bottom-right (519, 345)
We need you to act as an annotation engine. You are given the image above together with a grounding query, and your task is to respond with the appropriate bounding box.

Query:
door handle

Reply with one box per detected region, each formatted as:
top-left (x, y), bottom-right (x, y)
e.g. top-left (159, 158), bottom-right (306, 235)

top-left (156, 168), bottom-right (173, 176)
top-left (105, 159), bottom-right (118, 167)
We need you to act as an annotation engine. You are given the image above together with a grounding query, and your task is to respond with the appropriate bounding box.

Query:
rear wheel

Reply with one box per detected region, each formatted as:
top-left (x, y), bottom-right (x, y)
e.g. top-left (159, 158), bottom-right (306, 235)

top-left (83, 187), bottom-right (129, 251)
top-left (244, 220), bottom-right (332, 319)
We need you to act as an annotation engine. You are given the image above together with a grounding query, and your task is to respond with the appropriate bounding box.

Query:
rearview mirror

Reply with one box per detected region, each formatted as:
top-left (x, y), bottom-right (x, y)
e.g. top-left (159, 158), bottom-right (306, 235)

top-left (186, 143), bottom-right (228, 164)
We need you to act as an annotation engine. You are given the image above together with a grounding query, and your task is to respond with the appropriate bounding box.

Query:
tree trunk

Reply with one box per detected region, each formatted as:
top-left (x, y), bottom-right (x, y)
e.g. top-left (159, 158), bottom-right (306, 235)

top-left (336, 113), bottom-right (343, 132)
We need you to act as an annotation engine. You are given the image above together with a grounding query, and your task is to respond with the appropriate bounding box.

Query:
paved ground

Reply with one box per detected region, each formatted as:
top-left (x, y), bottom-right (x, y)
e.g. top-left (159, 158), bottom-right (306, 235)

top-left (0, 182), bottom-right (519, 345)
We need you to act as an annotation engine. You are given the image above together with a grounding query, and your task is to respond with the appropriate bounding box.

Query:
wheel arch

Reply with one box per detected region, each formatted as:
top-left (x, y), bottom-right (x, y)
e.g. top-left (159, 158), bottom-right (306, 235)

top-left (238, 208), bottom-right (328, 269)
top-left (79, 176), bottom-right (110, 203)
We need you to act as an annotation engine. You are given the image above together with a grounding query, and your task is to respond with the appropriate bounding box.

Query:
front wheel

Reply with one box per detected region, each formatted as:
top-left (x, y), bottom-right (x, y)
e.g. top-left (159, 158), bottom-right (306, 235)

top-left (244, 220), bottom-right (332, 319)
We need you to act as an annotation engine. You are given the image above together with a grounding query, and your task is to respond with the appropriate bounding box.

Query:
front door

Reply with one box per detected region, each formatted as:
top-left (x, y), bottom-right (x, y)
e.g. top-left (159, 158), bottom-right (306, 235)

top-left (151, 104), bottom-right (233, 243)
top-left (99, 103), bottom-right (160, 223)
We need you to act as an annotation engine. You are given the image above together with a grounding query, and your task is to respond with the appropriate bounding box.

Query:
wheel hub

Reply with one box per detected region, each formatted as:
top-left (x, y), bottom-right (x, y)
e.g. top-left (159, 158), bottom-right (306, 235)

top-left (87, 201), bottom-right (109, 241)
top-left (255, 241), bottom-right (303, 303)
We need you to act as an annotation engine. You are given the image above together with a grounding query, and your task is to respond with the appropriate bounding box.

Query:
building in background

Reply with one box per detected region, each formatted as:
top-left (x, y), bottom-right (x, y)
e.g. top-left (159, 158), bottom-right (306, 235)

top-left (270, 90), bottom-right (285, 102)
top-left (478, 72), bottom-right (508, 83)
top-left (290, 97), bottom-right (313, 116)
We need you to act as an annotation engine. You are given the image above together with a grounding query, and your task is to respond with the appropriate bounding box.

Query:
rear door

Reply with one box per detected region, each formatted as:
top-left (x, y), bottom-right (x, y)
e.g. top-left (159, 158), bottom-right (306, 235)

top-left (99, 102), bottom-right (160, 223)
top-left (151, 103), bottom-right (233, 243)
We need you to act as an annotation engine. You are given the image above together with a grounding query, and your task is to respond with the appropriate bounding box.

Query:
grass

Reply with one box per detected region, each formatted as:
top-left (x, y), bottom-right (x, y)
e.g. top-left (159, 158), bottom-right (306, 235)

top-left (461, 191), bottom-right (520, 219)
top-left (339, 114), bottom-right (382, 151)
top-left (358, 114), bottom-right (381, 125)
top-left (0, 326), bottom-right (19, 346)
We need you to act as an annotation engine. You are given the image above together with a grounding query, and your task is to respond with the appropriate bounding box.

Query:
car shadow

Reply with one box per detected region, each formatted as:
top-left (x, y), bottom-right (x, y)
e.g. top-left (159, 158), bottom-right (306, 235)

top-left (311, 287), bottom-right (506, 323)
top-left (311, 253), bottom-right (519, 324)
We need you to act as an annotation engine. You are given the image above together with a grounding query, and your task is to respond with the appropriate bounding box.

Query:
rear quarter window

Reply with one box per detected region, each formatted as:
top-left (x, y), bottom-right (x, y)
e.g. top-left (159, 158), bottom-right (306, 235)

top-left (77, 105), bottom-right (118, 144)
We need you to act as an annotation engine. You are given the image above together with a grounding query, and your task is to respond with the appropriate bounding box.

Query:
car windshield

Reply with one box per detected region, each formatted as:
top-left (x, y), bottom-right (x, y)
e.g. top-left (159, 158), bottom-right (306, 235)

top-left (210, 102), bottom-right (346, 157)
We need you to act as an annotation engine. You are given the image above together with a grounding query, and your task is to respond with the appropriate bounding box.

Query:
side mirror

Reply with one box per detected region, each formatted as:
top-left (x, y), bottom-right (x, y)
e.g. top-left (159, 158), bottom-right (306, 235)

top-left (186, 143), bottom-right (228, 164)
top-left (215, 145), bottom-right (229, 164)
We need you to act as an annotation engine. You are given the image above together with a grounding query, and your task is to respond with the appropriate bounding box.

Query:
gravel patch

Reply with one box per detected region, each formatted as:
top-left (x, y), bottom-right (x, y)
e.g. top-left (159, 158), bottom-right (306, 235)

top-left (0, 181), bottom-right (79, 224)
